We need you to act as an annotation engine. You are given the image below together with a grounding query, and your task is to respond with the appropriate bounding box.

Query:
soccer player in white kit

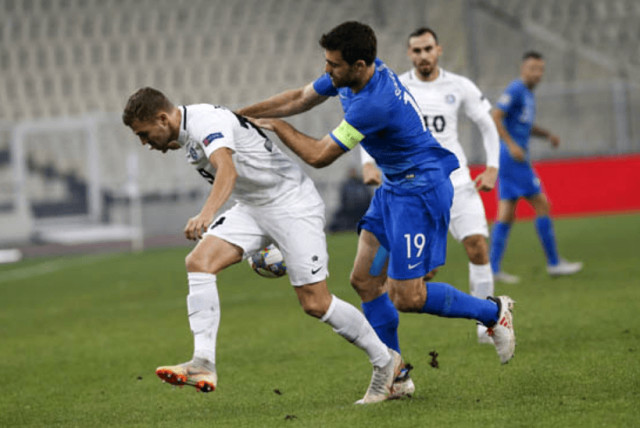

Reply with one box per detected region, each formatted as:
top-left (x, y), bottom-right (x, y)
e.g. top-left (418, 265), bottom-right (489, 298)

top-left (360, 27), bottom-right (500, 343)
top-left (122, 87), bottom-right (401, 403)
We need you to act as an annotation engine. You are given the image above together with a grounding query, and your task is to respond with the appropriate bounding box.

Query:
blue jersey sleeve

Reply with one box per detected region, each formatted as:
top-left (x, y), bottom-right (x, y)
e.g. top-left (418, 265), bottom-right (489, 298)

top-left (496, 81), bottom-right (523, 115)
top-left (329, 99), bottom-right (388, 151)
top-left (343, 99), bottom-right (387, 138)
top-left (313, 73), bottom-right (338, 97)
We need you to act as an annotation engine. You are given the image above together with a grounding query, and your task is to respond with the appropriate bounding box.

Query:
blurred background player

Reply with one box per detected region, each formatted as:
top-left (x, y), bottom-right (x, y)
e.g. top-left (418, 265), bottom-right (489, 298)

top-left (490, 52), bottom-right (583, 283)
top-left (360, 27), bottom-right (500, 343)
top-left (122, 87), bottom-right (401, 403)
top-left (240, 21), bottom-right (516, 399)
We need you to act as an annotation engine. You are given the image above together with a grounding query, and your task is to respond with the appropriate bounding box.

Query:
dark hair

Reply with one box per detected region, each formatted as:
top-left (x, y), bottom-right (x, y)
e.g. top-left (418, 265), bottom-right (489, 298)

top-left (522, 51), bottom-right (544, 61)
top-left (319, 21), bottom-right (376, 65)
top-left (122, 87), bottom-right (174, 127)
top-left (408, 27), bottom-right (438, 44)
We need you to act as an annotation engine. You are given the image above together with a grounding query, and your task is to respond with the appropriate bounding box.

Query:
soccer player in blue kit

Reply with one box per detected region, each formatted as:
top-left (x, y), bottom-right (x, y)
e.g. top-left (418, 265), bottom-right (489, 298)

top-left (239, 21), bottom-right (516, 402)
top-left (490, 51), bottom-right (583, 284)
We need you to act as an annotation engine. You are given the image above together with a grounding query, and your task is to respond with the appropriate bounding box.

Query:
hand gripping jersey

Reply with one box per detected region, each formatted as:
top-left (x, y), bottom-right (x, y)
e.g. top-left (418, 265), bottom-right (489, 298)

top-left (177, 104), bottom-right (316, 206)
top-left (313, 59), bottom-right (459, 194)
top-left (399, 68), bottom-right (498, 188)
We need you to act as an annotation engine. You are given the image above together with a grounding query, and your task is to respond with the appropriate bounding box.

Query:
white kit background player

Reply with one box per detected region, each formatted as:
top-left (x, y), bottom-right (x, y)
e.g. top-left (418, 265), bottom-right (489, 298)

top-left (360, 27), bottom-right (500, 343)
top-left (122, 87), bottom-right (401, 403)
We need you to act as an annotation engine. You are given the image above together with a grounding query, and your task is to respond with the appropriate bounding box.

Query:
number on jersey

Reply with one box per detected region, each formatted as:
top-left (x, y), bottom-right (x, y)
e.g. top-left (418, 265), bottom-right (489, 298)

top-left (423, 115), bottom-right (446, 133)
top-left (404, 233), bottom-right (426, 259)
top-left (198, 168), bottom-right (215, 184)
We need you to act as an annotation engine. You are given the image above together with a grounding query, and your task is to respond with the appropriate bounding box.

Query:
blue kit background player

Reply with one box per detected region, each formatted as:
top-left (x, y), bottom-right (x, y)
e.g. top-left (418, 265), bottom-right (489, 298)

top-left (490, 51), bottom-right (583, 284)
top-left (239, 22), bottom-right (516, 402)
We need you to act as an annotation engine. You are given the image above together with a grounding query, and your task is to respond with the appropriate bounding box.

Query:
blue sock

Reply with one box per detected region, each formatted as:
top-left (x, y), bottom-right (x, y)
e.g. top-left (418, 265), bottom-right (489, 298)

top-left (535, 216), bottom-right (559, 266)
top-left (490, 221), bottom-right (511, 273)
top-left (421, 282), bottom-right (499, 326)
top-left (362, 293), bottom-right (400, 353)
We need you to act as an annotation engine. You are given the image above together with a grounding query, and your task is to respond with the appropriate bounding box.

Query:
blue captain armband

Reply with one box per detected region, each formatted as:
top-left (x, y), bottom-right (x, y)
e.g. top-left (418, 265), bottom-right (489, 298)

top-left (330, 119), bottom-right (365, 151)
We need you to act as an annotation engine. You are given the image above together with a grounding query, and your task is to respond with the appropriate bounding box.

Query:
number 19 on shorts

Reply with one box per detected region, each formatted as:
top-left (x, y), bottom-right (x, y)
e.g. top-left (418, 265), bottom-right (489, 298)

top-left (404, 233), bottom-right (426, 259)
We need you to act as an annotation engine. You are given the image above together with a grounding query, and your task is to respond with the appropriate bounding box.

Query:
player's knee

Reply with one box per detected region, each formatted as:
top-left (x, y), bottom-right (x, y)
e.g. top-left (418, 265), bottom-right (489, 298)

top-left (350, 271), bottom-right (384, 301)
top-left (536, 201), bottom-right (551, 216)
top-left (498, 212), bottom-right (515, 223)
top-left (464, 235), bottom-right (489, 264)
top-left (349, 271), bottom-right (367, 293)
top-left (389, 287), bottom-right (423, 313)
top-left (185, 250), bottom-right (211, 273)
top-left (300, 298), bottom-right (327, 319)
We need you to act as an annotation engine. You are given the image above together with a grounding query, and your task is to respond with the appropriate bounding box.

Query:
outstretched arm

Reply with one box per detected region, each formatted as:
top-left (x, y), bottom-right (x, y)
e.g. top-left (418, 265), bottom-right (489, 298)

top-left (252, 118), bottom-right (345, 168)
top-left (532, 124), bottom-right (560, 147)
top-left (236, 83), bottom-right (328, 118)
top-left (184, 148), bottom-right (237, 241)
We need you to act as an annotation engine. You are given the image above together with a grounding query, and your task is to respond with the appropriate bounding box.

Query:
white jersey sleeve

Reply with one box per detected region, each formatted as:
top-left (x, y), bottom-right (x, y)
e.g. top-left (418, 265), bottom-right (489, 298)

top-left (458, 77), bottom-right (500, 169)
top-left (187, 109), bottom-right (237, 159)
top-left (458, 76), bottom-right (492, 121)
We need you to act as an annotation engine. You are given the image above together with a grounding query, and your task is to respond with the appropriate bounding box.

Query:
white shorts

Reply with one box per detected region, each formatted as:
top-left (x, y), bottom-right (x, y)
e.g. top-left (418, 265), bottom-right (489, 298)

top-left (448, 181), bottom-right (489, 242)
top-left (204, 193), bottom-right (329, 286)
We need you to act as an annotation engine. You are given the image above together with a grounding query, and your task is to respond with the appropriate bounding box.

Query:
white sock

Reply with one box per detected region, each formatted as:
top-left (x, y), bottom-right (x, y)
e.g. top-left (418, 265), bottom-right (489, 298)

top-left (187, 272), bottom-right (220, 366)
top-left (470, 263), bottom-right (493, 337)
top-left (469, 262), bottom-right (494, 300)
top-left (321, 295), bottom-right (390, 368)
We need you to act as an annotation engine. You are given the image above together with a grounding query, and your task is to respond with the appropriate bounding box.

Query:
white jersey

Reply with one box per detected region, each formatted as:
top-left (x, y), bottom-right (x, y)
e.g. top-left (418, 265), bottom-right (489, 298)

top-left (399, 68), bottom-right (499, 187)
top-left (177, 103), bottom-right (316, 206)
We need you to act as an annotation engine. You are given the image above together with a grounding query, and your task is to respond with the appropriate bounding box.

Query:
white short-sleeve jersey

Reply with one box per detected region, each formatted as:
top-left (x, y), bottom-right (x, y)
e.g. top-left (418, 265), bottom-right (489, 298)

top-left (399, 68), bottom-right (496, 187)
top-left (177, 103), bottom-right (317, 206)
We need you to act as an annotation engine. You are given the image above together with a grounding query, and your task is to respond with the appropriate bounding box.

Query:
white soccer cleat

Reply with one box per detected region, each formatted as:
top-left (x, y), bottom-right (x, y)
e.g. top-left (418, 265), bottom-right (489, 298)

top-left (155, 358), bottom-right (217, 393)
top-left (477, 324), bottom-right (493, 345)
top-left (389, 363), bottom-right (415, 399)
top-left (493, 271), bottom-right (521, 284)
top-left (355, 348), bottom-right (402, 404)
top-left (486, 296), bottom-right (516, 364)
top-left (547, 259), bottom-right (583, 277)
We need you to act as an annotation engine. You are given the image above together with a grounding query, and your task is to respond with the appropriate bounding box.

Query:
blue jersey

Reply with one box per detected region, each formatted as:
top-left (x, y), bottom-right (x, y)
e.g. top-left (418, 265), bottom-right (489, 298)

top-left (313, 58), bottom-right (458, 194)
top-left (495, 79), bottom-right (536, 152)
top-left (496, 79), bottom-right (542, 199)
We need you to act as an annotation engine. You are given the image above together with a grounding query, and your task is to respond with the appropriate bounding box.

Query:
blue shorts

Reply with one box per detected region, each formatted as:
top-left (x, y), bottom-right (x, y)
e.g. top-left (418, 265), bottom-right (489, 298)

top-left (358, 180), bottom-right (453, 280)
top-left (498, 160), bottom-right (542, 200)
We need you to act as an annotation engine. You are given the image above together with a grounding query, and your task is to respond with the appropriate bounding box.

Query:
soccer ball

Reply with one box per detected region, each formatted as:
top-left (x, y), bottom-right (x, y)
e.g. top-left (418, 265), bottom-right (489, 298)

top-left (248, 244), bottom-right (287, 278)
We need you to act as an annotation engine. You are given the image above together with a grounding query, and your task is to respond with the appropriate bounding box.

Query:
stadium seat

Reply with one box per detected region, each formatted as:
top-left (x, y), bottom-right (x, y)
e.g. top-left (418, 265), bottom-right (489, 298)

top-left (1, 0), bottom-right (638, 232)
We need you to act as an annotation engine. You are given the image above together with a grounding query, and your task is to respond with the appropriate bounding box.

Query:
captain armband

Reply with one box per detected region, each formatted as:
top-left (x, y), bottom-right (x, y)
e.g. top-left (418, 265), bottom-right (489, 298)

top-left (331, 119), bottom-right (365, 151)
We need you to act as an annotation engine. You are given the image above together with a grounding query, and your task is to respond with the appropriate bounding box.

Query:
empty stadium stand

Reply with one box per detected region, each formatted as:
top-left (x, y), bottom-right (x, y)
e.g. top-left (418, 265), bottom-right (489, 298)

top-left (0, 0), bottom-right (638, 244)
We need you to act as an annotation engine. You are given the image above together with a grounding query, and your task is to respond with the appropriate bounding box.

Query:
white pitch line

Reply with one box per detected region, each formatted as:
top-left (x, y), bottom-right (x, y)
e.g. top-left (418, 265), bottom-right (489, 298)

top-left (0, 253), bottom-right (120, 284)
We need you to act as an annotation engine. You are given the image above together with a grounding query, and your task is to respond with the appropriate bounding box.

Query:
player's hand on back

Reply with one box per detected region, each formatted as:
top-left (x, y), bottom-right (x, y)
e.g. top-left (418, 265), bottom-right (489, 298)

top-left (362, 163), bottom-right (382, 186)
top-left (475, 166), bottom-right (498, 192)
top-left (549, 134), bottom-right (560, 148)
top-left (249, 118), bottom-right (275, 131)
top-left (184, 212), bottom-right (214, 241)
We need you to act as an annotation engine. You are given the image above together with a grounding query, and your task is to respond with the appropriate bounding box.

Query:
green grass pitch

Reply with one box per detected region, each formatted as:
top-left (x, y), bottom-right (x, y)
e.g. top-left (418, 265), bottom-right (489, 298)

top-left (1, 214), bottom-right (639, 427)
